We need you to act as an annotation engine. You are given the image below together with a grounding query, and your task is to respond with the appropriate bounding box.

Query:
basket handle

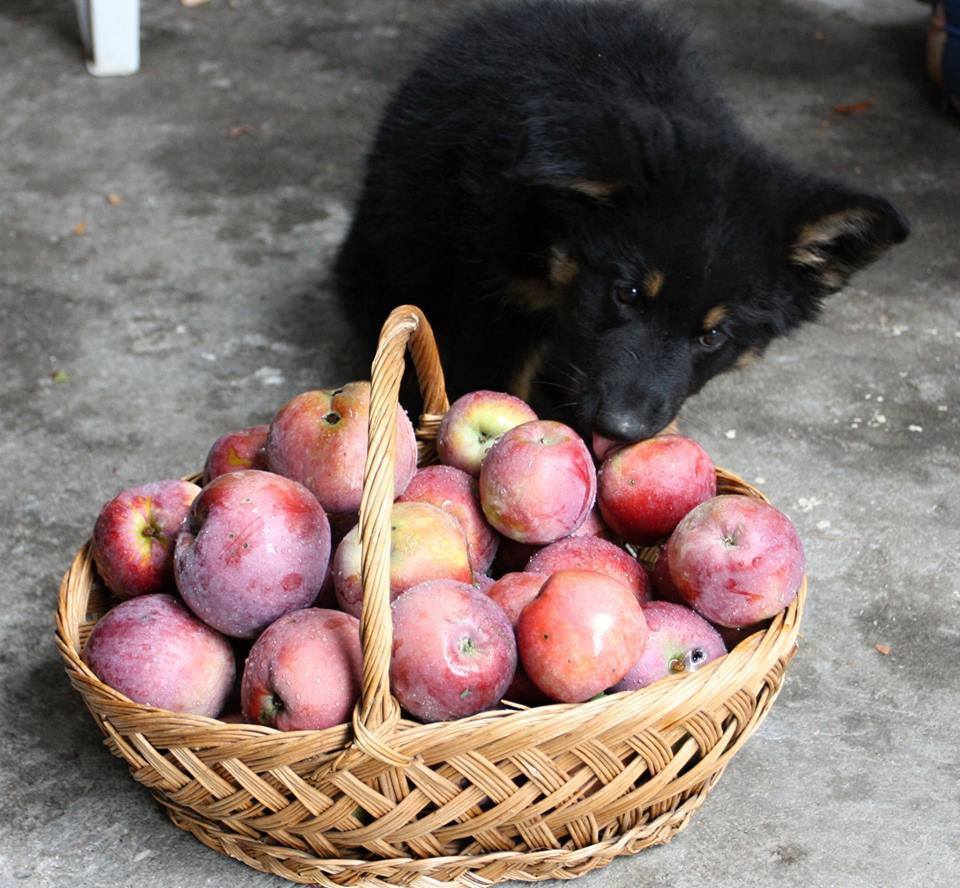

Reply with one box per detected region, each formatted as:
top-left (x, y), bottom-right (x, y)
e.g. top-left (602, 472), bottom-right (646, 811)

top-left (352, 305), bottom-right (448, 759)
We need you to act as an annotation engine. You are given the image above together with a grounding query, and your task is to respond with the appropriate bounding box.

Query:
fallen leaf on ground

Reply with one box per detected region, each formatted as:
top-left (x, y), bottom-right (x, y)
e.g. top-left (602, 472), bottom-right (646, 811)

top-left (833, 99), bottom-right (875, 115)
top-left (106, 193), bottom-right (123, 206)
top-left (72, 221), bottom-right (87, 236)
top-left (874, 643), bottom-right (892, 656)
top-left (229, 124), bottom-right (254, 137)
top-left (51, 370), bottom-right (69, 383)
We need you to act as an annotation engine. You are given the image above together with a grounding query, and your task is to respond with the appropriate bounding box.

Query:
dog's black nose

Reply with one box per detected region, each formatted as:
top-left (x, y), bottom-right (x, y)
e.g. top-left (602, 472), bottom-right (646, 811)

top-left (594, 409), bottom-right (658, 443)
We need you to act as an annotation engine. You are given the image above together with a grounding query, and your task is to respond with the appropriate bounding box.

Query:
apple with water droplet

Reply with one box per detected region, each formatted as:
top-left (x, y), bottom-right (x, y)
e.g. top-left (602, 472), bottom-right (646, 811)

top-left (667, 495), bottom-right (804, 627)
top-left (241, 608), bottom-right (362, 730)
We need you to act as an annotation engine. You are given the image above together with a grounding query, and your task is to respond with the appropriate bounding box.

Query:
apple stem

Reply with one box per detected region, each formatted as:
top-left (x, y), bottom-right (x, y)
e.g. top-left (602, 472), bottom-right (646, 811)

top-left (669, 658), bottom-right (686, 674)
top-left (259, 694), bottom-right (284, 725)
top-left (721, 525), bottom-right (744, 547)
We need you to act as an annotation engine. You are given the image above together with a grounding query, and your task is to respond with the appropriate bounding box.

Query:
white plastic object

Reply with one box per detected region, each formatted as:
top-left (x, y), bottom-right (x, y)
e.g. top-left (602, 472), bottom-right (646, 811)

top-left (75, 0), bottom-right (140, 77)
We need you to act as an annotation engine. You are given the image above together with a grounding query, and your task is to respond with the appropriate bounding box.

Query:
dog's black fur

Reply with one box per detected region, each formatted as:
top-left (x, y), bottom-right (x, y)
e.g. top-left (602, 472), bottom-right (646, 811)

top-left (335, 0), bottom-right (909, 443)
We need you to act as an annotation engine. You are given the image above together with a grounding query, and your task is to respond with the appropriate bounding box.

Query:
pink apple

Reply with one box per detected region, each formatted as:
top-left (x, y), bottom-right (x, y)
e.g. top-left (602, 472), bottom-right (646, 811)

top-left (390, 579), bottom-right (517, 722)
top-left (472, 573), bottom-right (496, 594)
top-left (174, 470), bottom-right (331, 638)
top-left (241, 608), bottom-right (362, 730)
top-left (479, 420), bottom-right (596, 544)
top-left (612, 601), bottom-right (726, 691)
top-left (597, 435), bottom-right (716, 545)
top-left (524, 536), bottom-right (650, 603)
top-left (517, 570), bottom-right (648, 703)
top-left (266, 381), bottom-right (417, 517)
top-left (332, 501), bottom-right (472, 618)
top-left (83, 593), bottom-right (235, 716)
top-left (569, 506), bottom-right (612, 540)
top-left (437, 390), bottom-right (538, 476)
top-left (487, 572), bottom-right (550, 705)
top-left (398, 464), bottom-right (499, 576)
top-left (667, 495), bottom-right (805, 627)
top-left (202, 424), bottom-right (269, 485)
top-left (92, 479), bottom-right (201, 601)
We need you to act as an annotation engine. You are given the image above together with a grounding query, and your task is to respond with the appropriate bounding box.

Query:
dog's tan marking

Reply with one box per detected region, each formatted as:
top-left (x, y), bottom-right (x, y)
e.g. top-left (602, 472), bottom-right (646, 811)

top-left (702, 304), bottom-right (729, 331)
top-left (548, 246), bottom-right (579, 286)
top-left (791, 209), bottom-right (873, 264)
top-left (733, 346), bottom-right (762, 370)
top-left (644, 268), bottom-right (665, 300)
top-left (563, 179), bottom-right (621, 200)
top-left (509, 343), bottom-right (549, 403)
top-left (505, 277), bottom-right (553, 312)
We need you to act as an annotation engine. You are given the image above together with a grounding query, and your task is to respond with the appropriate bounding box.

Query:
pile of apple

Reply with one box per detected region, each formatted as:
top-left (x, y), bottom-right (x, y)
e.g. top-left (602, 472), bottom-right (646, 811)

top-left (82, 383), bottom-right (805, 729)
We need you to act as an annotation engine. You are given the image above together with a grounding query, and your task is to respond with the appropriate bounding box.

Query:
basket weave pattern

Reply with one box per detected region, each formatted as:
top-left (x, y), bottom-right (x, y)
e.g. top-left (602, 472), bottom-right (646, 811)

top-left (56, 305), bottom-right (804, 886)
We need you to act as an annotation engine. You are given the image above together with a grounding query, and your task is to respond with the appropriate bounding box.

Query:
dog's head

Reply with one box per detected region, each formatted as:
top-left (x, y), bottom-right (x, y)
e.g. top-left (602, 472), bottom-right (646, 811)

top-left (506, 102), bottom-right (909, 445)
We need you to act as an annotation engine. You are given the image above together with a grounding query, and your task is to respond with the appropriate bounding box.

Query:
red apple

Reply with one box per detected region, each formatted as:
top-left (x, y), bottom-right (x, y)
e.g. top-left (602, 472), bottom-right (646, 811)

top-left (487, 572), bottom-right (550, 705)
top-left (241, 608), bottom-right (362, 730)
top-left (332, 501), bottom-right (473, 618)
top-left (667, 495), bottom-right (805, 627)
top-left (398, 464), bottom-right (499, 576)
top-left (480, 420), bottom-right (596, 544)
top-left (92, 479), bottom-right (200, 601)
top-left (524, 536), bottom-right (650, 603)
top-left (612, 601), bottom-right (726, 691)
top-left (174, 470), bottom-right (331, 638)
top-left (266, 381), bottom-right (417, 518)
top-left (437, 389), bottom-right (538, 476)
top-left (83, 593), bottom-right (234, 716)
top-left (202, 424), bottom-right (269, 485)
top-left (597, 435), bottom-right (716, 544)
top-left (517, 570), bottom-right (648, 703)
top-left (390, 579), bottom-right (517, 722)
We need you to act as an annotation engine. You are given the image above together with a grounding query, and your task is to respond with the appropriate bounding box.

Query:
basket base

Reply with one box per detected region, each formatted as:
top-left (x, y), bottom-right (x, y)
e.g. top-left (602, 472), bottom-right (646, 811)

top-left (159, 792), bottom-right (706, 887)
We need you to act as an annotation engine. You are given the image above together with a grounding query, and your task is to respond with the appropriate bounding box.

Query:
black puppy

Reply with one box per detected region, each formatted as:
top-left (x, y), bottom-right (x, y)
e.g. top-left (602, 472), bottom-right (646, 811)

top-left (335, 0), bottom-right (908, 445)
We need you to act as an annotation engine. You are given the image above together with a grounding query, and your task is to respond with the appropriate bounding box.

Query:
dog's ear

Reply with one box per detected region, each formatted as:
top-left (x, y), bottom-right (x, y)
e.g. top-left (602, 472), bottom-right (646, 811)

top-left (509, 102), bottom-right (677, 199)
top-left (787, 185), bottom-right (909, 292)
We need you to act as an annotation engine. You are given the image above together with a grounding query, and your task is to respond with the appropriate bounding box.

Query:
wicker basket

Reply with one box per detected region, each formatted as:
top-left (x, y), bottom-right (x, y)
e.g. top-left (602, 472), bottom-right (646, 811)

top-left (56, 304), bottom-right (805, 886)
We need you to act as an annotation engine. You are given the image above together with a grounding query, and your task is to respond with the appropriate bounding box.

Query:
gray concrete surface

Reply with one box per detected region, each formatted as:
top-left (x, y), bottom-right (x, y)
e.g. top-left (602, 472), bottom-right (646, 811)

top-left (1, 0), bottom-right (958, 886)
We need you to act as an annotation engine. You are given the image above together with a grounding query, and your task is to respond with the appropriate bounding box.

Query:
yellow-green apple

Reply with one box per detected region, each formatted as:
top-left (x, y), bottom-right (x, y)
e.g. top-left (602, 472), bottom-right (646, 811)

top-left (92, 479), bottom-right (201, 601)
top-left (266, 381), bottom-right (417, 517)
top-left (174, 470), bottom-right (331, 638)
top-left (83, 593), bottom-right (234, 716)
top-left (240, 608), bottom-right (362, 730)
top-left (666, 495), bottom-right (805, 627)
top-left (517, 569), bottom-right (648, 703)
top-left (202, 424), bottom-right (269, 484)
top-left (398, 464), bottom-right (499, 576)
top-left (487, 572), bottom-right (549, 704)
top-left (437, 390), bottom-right (537, 476)
top-left (524, 536), bottom-right (650, 603)
top-left (612, 601), bottom-right (726, 691)
top-left (597, 435), bottom-right (716, 545)
top-left (332, 501), bottom-right (472, 618)
top-left (390, 579), bottom-right (517, 722)
top-left (479, 420), bottom-right (596, 544)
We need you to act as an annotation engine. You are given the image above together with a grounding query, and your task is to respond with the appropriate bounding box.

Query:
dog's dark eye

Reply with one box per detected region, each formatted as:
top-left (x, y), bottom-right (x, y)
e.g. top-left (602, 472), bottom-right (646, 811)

top-left (612, 283), bottom-right (642, 305)
top-left (697, 329), bottom-right (727, 351)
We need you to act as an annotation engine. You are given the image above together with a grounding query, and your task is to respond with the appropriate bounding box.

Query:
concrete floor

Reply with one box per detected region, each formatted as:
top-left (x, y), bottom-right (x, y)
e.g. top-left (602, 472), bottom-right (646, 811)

top-left (1, 0), bottom-right (958, 886)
